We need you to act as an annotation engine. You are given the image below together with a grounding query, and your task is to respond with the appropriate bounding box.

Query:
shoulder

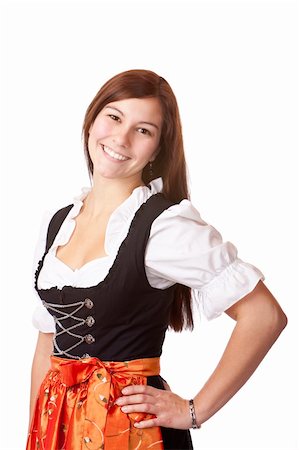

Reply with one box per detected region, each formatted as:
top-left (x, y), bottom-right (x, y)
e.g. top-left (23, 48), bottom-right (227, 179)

top-left (38, 203), bottom-right (74, 233)
top-left (40, 186), bottom-right (90, 231)
top-left (148, 197), bottom-right (225, 257)
top-left (47, 203), bottom-right (74, 228)
top-left (151, 197), bottom-right (213, 233)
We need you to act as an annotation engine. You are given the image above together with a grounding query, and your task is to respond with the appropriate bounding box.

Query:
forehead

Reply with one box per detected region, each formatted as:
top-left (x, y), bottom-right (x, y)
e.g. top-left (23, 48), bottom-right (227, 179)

top-left (104, 97), bottom-right (163, 123)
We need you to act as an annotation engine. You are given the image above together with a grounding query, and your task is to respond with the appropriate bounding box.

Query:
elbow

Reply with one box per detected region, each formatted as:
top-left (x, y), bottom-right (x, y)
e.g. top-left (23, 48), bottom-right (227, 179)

top-left (275, 308), bottom-right (288, 334)
top-left (226, 281), bottom-right (288, 338)
top-left (266, 304), bottom-right (287, 340)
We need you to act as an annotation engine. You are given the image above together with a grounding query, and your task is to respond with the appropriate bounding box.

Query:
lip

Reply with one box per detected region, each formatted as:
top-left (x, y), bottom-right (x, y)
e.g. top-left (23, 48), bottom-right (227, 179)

top-left (101, 144), bottom-right (130, 162)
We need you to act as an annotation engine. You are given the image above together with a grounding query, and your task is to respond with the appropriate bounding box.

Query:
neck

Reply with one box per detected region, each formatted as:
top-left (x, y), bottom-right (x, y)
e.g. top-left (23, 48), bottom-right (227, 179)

top-left (82, 174), bottom-right (146, 218)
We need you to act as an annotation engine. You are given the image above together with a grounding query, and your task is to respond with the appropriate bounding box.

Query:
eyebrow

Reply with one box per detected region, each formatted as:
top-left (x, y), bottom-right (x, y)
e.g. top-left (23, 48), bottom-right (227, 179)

top-left (104, 105), bottom-right (160, 130)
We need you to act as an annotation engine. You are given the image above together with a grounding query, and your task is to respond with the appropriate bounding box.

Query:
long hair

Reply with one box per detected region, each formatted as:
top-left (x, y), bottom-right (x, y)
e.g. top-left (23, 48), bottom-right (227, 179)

top-left (82, 69), bottom-right (193, 331)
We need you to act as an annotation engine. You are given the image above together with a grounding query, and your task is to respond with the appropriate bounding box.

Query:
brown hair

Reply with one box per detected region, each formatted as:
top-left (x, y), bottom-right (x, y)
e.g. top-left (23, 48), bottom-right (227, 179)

top-left (82, 69), bottom-right (193, 331)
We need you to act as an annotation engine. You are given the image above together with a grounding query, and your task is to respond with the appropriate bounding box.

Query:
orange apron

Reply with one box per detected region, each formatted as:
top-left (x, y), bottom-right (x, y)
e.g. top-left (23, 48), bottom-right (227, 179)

top-left (27, 356), bottom-right (164, 450)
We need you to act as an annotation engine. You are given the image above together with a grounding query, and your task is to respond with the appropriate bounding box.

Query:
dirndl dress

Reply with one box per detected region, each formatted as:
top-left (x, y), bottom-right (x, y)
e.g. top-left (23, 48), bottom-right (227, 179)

top-left (27, 193), bottom-right (193, 450)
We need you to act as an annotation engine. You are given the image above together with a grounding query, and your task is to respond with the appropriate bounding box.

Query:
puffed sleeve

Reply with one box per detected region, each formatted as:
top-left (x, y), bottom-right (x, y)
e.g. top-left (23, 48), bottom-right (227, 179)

top-left (31, 210), bottom-right (56, 333)
top-left (145, 199), bottom-right (265, 320)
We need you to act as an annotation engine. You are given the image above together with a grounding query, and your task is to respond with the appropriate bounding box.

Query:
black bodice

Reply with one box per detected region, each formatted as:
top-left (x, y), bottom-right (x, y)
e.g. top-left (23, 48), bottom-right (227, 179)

top-left (34, 193), bottom-right (177, 361)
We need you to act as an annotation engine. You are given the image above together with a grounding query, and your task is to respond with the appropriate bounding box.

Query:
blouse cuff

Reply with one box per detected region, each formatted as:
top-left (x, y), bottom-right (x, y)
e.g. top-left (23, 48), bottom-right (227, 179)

top-left (195, 257), bottom-right (265, 321)
top-left (32, 303), bottom-right (56, 333)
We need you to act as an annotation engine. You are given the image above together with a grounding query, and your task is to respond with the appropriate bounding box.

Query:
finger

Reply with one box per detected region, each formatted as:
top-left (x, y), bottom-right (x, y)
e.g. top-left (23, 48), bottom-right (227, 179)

top-left (134, 417), bottom-right (159, 429)
top-left (115, 393), bottom-right (155, 406)
top-left (121, 384), bottom-right (157, 396)
top-left (120, 403), bottom-right (155, 414)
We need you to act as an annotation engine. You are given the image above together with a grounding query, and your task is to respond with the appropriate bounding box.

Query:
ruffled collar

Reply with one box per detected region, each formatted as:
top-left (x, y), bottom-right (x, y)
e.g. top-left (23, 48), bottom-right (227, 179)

top-left (53, 177), bottom-right (164, 255)
top-left (72, 176), bottom-right (163, 217)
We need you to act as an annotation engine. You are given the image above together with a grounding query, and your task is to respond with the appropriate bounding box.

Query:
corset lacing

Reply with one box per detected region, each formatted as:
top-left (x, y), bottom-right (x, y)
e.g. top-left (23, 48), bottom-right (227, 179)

top-left (42, 298), bottom-right (95, 360)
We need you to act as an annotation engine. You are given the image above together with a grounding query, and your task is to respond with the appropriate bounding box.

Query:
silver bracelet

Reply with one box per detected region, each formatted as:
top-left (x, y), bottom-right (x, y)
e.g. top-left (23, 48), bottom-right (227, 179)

top-left (189, 399), bottom-right (201, 429)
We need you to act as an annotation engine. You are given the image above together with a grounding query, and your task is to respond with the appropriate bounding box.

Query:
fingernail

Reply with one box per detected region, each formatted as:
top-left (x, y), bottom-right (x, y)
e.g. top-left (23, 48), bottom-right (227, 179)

top-left (122, 388), bottom-right (129, 394)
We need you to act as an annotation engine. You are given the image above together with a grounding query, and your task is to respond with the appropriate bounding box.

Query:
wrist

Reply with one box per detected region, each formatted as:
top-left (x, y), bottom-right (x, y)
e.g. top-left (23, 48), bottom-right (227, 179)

top-left (188, 399), bottom-right (201, 429)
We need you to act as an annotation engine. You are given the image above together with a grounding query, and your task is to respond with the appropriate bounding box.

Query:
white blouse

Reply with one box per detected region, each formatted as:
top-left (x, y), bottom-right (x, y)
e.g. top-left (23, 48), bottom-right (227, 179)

top-left (32, 177), bottom-right (265, 333)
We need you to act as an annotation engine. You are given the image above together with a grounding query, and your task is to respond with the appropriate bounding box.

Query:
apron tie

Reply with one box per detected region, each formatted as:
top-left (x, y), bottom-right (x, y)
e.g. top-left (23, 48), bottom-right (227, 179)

top-left (27, 355), bottom-right (164, 450)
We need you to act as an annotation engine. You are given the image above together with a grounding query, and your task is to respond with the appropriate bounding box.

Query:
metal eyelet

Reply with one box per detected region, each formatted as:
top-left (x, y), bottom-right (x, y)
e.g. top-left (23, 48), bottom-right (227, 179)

top-left (85, 316), bottom-right (95, 327)
top-left (84, 298), bottom-right (94, 309)
top-left (84, 334), bottom-right (95, 344)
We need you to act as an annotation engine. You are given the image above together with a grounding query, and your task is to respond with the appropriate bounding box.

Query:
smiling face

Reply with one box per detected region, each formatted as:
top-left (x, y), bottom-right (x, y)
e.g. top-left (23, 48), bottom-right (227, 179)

top-left (87, 97), bottom-right (163, 185)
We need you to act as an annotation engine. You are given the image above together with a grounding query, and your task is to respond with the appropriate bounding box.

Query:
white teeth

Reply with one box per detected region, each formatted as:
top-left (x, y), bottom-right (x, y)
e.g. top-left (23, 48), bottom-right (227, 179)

top-left (103, 145), bottom-right (129, 161)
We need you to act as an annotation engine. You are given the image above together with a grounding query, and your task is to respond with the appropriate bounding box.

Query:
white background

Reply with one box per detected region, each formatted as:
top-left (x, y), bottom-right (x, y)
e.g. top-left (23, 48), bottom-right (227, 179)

top-left (1, 0), bottom-right (298, 449)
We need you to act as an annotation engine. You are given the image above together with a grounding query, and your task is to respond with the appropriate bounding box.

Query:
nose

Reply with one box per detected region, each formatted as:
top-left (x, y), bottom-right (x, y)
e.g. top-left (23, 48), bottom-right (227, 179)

top-left (113, 125), bottom-right (130, 149)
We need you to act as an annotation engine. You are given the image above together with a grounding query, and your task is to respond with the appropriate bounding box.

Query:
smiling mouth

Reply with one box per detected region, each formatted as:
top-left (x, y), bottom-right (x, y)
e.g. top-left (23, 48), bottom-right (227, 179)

top-left (101, 145), bottom-right (130, 161)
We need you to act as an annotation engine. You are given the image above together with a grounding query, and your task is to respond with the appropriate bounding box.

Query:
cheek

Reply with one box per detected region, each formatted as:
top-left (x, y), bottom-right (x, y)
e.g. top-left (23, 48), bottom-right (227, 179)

top-left (135, 141), bottom-right (159, 161)
top-left (90, 119), bottom-right (113, 140)
top-left (144, 137), bottom-right (160, 156)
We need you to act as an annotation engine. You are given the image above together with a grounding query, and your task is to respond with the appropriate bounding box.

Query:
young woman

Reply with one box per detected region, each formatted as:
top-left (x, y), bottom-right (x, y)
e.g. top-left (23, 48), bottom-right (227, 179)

top-left (27, 69), bottom-right (287, 450)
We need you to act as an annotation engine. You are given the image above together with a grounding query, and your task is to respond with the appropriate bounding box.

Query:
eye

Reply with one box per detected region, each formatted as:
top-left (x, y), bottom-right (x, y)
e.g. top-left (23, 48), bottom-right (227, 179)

top-left (108, 114), bottom-right (120, 122)
top-left (137, 127), bottom-right (152, 136)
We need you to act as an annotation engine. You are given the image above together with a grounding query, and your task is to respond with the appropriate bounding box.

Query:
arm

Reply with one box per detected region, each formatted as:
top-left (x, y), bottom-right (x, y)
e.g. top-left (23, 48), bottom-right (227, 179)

top-left (115, 280), bottom-right (287, 429)
top-left (192, 280), bottom-right (287, 425)
top-left (29, 331), bottom-right (54, 428)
